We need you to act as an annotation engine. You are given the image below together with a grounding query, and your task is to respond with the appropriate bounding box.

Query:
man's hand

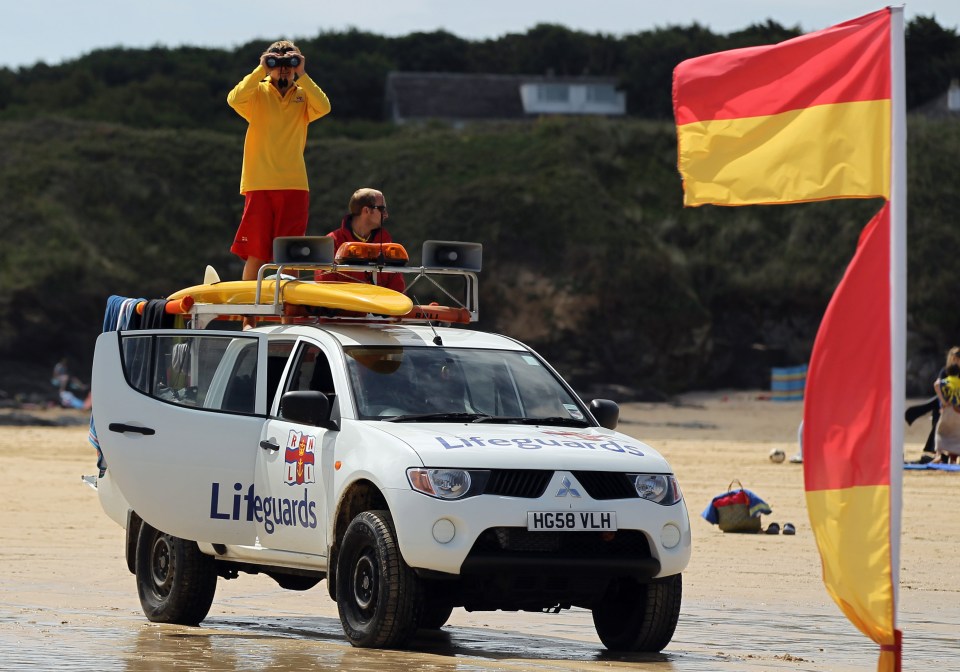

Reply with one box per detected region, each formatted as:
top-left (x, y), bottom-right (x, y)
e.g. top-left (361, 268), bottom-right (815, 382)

top-left (290, 51), bottom-right (306, 77)
top-left (260, 51), bottom-right (281, 69)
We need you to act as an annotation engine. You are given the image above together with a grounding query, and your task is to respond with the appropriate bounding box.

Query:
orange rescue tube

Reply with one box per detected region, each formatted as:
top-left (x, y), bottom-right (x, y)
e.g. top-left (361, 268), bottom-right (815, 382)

top-left (136, 296), bottom-right (195, 315)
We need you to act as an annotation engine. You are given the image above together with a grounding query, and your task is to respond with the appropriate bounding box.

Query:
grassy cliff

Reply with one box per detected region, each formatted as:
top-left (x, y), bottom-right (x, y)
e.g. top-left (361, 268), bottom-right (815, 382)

top-left (1, 115), bottom-right (958, 400)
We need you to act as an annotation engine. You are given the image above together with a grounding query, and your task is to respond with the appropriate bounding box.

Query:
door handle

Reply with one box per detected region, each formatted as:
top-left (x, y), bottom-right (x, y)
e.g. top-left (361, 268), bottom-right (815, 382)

top-left (108, 423), bottom-right (156, 436)
top-left (260, 439), bottom-right (280, 451)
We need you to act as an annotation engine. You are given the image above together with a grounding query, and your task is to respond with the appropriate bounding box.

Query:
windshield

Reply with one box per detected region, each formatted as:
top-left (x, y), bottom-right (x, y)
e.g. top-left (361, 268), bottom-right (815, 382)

top-left (343, 346), bottom-right (589, 424)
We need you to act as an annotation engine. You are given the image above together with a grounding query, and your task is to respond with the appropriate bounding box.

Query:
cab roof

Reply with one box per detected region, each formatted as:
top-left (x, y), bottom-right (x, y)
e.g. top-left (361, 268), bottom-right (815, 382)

top-left (254, 322), bottom-right (526, 351)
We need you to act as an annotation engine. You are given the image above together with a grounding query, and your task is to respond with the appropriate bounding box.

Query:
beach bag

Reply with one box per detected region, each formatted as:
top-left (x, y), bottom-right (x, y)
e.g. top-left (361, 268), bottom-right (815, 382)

top-left (715, 480), bottom-right (761, 533)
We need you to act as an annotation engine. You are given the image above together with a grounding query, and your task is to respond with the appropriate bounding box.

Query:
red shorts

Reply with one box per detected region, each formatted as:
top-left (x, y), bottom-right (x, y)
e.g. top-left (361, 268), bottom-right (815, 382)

top-left (230, 190), bottom-right (309, 261)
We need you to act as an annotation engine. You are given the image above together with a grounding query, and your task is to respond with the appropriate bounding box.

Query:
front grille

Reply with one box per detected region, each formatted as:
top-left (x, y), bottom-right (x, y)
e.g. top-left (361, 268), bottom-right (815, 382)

top-left (571, 471), bottom-right (637, 500)
top-left (474, 470), bottom-right (640, 500)
top-left (483, 469), bottom-right (552, 498)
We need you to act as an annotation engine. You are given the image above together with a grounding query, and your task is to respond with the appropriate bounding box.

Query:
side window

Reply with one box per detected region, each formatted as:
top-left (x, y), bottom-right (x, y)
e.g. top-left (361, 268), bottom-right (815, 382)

top-left (220, 342), bottom-right (258, 413)
top-left (121, 335), bottom-right (155, 395)
top-left (266, 340), bottom-right (296, 411)
top-left (282, 342), bottom-right (337, 416)
top-left (119, 333), bottom-right (260, 413)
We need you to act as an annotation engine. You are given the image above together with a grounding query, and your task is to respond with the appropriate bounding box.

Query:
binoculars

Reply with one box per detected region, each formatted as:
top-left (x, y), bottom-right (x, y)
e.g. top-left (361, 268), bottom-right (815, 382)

top-left (265, 54), bottom-right (300, 68)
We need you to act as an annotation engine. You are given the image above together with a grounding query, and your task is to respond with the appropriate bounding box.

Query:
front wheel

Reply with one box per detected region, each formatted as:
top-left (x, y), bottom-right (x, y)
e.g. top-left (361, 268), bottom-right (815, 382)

top-left (592, 574), bottom-right (682, 652)
top-left (135, 522), bottom-right (217, 625)
top-left (336, 510), bottom-right (422, 648)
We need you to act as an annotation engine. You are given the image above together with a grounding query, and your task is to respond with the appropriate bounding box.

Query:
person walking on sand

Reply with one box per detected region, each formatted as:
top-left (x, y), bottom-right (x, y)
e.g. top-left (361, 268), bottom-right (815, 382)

top-left (228, 39), bottom-right (331, 327)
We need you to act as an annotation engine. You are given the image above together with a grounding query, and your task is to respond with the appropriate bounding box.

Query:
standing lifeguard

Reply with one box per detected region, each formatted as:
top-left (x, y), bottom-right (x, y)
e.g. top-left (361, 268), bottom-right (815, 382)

top-left (227, 39), bottom-right (331, 325)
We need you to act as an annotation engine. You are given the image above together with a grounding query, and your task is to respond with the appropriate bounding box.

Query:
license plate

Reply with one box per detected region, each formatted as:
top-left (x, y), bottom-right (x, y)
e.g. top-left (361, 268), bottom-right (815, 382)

top-left (527, 511), bottom-right (617, 531)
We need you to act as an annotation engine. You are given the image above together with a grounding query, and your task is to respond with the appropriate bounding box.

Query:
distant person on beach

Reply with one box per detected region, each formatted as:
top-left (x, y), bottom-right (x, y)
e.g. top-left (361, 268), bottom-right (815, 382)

top-left (227, 39), bottom-right (332, 327)
top-left (906, 345), bottom-right (960, 463)
top-left (52, 357), bottom-right (87, 394)
top-left (315, 188), bottom-right (405, 292)
top-left (51, 358), bottom-right (91, 410)
top-left (790, 420), bottom-right (803, 464)
top-left (52, 358), bottom-right (69, 392)
top-left (933, 364), bottom-right (960, 464)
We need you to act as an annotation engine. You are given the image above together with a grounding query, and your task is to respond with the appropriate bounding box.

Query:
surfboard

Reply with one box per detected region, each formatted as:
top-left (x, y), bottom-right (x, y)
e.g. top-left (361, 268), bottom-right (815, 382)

top-left (167, 280), bottom-right (414, 316)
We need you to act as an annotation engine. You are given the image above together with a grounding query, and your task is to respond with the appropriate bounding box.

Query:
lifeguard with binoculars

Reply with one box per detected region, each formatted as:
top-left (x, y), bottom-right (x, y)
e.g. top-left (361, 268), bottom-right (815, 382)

top-left (227, 40), bottom-right (332, 329)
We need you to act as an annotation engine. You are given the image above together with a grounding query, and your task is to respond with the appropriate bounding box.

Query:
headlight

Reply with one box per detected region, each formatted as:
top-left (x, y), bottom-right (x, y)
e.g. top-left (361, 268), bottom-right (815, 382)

top-left (407, 468), bottom-right (473, 499)
top-left (628, 474), bottom-right (682, 505)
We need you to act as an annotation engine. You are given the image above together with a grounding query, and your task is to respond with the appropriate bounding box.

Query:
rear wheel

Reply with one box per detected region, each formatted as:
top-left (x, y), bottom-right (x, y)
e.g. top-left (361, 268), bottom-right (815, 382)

top-left (592, 574), bottom-right (682, 652)
top-left (336, 510), bottom-right (422, 648)
top-left (135, 522), bottom-right (217, 625)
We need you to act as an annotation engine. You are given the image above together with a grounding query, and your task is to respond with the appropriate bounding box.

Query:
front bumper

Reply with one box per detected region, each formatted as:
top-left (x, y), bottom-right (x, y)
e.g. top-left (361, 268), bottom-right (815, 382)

top-left (386, 483), bottom-right (692, 579)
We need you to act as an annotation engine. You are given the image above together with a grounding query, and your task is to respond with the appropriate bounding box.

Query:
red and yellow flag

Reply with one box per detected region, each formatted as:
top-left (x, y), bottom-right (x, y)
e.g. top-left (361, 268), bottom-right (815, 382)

top-left (673, 8), bottom-right (902, 670)
top-left (673, 8), bottom-right (891, 206)
top-left (803, 202), bottom-right (899, 669)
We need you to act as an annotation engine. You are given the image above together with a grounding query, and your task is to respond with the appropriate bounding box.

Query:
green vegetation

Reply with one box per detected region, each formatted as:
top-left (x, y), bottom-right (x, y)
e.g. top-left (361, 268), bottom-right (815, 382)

top-left (2, 17), bottom-right (958, 125)
top-left (1, 20), bottom-right (959, 400)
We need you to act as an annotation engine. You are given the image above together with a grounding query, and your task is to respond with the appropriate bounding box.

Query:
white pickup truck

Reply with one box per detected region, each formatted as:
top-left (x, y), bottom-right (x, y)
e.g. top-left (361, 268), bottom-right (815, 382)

top-left (90, 240), bottom-right (691, 652)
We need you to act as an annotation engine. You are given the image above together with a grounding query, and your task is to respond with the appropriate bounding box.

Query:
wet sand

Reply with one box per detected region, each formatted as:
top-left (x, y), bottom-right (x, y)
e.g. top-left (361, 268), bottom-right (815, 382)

top-left (1, 395), bottom-right (957, 671)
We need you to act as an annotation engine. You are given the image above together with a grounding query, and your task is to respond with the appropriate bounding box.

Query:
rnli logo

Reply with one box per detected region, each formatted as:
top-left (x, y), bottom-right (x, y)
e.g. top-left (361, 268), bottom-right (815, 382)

top-left (555, 476), bottom-right (581, 498)
top-left (284, 430), bottom-right (316, 485)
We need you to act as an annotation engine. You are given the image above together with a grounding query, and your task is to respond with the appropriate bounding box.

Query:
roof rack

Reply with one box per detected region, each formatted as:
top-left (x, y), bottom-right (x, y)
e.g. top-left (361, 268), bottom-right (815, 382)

top-left (184, 239), bottom-right (482, 329)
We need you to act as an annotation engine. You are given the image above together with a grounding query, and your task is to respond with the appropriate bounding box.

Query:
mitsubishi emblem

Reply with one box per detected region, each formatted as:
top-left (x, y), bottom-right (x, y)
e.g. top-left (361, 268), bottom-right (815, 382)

top-left (555, 476), bottom-right (581, 498)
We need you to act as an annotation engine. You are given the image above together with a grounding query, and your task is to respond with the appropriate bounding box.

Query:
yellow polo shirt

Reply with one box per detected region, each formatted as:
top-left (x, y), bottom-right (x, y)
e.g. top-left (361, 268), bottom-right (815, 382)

top-left (227, 66), bottom-right (331, 194)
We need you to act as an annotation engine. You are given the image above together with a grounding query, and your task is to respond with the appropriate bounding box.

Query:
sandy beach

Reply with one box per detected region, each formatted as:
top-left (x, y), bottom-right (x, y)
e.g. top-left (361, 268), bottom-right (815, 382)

top-left (0, 394), bottom-right (956, 671)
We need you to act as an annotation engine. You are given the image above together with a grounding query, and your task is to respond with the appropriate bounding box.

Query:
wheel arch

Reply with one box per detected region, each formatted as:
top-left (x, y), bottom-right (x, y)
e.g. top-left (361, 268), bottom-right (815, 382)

top-left (125, 509), bottom-right (144, 575)
top-left (327, 478), bottom-right (390, 601)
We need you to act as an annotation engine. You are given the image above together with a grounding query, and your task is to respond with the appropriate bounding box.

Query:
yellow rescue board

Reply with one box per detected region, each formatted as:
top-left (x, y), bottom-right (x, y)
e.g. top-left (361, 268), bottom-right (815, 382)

top-left (167, 280), bottom-right (413, 316)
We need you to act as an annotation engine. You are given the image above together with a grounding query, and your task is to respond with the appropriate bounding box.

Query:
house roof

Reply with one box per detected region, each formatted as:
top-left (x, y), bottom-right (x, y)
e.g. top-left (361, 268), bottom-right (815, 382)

top-left (914, 80), bottom-right (960, 119)
top-left (384, 71), bottom-right (622, 122)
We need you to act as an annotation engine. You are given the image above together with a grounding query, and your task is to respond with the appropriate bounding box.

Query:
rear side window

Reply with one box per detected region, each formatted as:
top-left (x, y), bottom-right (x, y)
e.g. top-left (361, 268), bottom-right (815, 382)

top-left (119, 333), bottom-right (261, 413)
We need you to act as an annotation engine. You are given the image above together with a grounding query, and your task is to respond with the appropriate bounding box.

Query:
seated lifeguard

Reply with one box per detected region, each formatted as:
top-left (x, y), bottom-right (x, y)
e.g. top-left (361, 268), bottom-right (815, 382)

top-left (315, 188), bottom-right (405, 292)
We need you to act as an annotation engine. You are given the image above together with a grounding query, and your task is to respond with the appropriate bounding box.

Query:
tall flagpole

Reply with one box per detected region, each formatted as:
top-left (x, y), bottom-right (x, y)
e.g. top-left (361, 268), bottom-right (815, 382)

top-left (889, 3), bottom-right (906, 635)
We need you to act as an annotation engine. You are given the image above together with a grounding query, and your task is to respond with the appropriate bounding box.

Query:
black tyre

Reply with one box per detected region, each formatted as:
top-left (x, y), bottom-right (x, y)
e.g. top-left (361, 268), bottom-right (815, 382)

top-left (135, 522), bottom-right (217, 625)
top-left (419, 598), bottom-right (454, 630)
top-left (336, 510), bottom-right (422, 648)
top-left (592, 574), bottom-right (682, 652)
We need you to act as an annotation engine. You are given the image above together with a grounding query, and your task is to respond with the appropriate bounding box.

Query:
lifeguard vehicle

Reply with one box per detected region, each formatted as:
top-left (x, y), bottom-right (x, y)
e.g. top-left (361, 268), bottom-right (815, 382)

top-left (89, 238), bottom-right (691, 652)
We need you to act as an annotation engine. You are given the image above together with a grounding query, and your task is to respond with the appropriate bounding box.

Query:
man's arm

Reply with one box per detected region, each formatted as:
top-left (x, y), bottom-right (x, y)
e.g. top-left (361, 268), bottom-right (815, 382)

top-left (287, 53), bottom-right (331, 122)
top-left (227, 65), bottom-right (268, 121)
top-left (295, 73), bottom-right (332, 122)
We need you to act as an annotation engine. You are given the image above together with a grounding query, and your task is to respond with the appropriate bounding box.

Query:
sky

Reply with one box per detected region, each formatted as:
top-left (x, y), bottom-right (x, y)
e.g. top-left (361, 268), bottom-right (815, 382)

top-left (4, 1), bottom-right (958, 70)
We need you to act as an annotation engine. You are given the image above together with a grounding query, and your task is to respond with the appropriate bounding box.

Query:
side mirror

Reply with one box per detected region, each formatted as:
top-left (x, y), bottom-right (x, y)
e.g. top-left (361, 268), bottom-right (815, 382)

top-left (590, 399), bottom-right (620, 430)
top-left (280, 390), bottom-right (337, 429)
